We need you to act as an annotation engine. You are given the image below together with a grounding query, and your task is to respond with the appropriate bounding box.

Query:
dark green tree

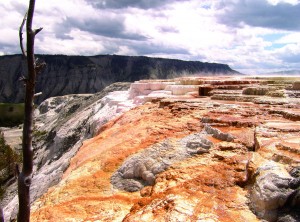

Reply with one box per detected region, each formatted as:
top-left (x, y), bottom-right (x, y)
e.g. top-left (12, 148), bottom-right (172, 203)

top-left (0, 131), bottom-right (22, 221)
top-left (0, 131), bottom-right (21, 181)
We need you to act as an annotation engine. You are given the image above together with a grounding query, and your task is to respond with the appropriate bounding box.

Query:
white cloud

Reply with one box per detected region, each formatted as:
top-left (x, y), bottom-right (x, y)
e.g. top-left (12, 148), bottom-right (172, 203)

top-left (275, 33), bottom-right (300, 44)
top-left (36, 30), bottom-right (106, 55)
top-left (267, 0), bottom-right (300, 5)
top-left (0, 0), bottom-right (299, 74)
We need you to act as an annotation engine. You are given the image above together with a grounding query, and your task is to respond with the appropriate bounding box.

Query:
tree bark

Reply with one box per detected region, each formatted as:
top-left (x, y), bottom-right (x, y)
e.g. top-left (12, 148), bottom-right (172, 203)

top-left (0, 207), bottom-right (4, 222)
top-left (17, 0), bottom-right (39, 221)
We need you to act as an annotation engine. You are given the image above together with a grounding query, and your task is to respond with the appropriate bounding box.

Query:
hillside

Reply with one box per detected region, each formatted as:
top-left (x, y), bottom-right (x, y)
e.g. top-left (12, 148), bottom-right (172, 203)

top-left (0, 54), bottom-right (238, 104)
top-left (2, 76), bottom-right (300, 221)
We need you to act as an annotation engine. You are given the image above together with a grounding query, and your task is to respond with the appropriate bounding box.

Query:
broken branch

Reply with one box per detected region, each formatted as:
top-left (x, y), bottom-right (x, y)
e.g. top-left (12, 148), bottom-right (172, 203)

top-left (34, 27), bottom-right (43, 36)
top-left (19, 11), bottom-right (28, 57)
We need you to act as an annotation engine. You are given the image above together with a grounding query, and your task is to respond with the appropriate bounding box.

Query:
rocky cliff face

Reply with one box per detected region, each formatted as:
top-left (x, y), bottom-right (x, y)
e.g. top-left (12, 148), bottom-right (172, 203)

top-left (0, 54), bottom-right (238, 104)
top-left (2, 76), bottom-right (300, 221)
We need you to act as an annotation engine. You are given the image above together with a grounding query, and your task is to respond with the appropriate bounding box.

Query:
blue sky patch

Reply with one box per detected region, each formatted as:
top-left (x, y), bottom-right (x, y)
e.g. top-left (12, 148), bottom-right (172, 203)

top-left (265, 43), bottom-right (286, 50)
top-left (260, 33), bottom-right (286, 42)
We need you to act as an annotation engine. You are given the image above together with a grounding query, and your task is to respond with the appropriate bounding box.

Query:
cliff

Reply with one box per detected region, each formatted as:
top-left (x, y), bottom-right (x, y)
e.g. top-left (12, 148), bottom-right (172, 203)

top-left (2, 76), bottom-right (300, 221)
top-left (0, 54), bottom-right (238, 104)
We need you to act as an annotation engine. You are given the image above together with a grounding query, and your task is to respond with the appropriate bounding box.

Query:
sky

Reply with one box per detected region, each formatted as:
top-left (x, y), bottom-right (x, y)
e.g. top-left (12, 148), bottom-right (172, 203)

top-left (0, 0), bottom-right (300, 74)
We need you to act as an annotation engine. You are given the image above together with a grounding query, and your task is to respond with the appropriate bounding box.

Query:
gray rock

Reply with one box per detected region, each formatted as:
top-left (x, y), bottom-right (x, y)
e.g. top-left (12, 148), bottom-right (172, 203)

top-left (277, 214), bottom-right (300, 222)
top-left (111, 133), bottom-right (213, 192)
top-left (183, 134), bottom-right (213, 154)
top-left (204, 125), bottom-right (235, 142)
top-left (249, 161), bottom-right (299, 222)
top-left (290, 166), bottom-right (300, 178)
top-left (289, 178), bottom-right (300, 189)
top-left (276, 167), bottom-right (300, 222)
top-left (288, 189), bottom-right (300, 208)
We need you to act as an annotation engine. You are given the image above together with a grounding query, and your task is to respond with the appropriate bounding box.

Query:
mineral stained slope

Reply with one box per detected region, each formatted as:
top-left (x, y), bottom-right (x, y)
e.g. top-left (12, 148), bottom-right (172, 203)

top-left (31, 102), bottom-right (203, 221)
top-left (30, 76), bottom-right (300, 221)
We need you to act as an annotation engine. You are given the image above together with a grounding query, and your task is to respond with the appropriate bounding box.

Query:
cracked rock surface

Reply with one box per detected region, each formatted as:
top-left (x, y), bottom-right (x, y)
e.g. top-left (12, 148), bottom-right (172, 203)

top-left (111, 133), bottom-right (213, 192)
top-left (1, 76), bottom-right (299, 221)
top-left (30, 77), bottom-right (300, 221)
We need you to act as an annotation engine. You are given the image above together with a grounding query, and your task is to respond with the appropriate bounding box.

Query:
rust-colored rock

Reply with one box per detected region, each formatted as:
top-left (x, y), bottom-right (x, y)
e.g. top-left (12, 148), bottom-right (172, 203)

top-left (29, 76), bottom-right (300, 221)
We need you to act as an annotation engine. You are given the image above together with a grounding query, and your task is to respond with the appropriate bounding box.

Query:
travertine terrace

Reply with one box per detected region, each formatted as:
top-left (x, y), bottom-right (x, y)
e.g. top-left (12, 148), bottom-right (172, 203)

top-left (14, 76), bottom-right (300, 221)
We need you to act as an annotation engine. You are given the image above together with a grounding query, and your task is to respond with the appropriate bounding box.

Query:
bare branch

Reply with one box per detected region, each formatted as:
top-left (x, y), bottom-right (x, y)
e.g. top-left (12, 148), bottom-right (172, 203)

top-left (35, 61), bottom-right (46, 74)
top-left (19, 11), bottom-right (28, 57)
top-left (34, 27), bottom-right (43, 36)
top-left (18, 76), bottom-right (27, 82)
top-left (33, 92), bottom-right (42, 97)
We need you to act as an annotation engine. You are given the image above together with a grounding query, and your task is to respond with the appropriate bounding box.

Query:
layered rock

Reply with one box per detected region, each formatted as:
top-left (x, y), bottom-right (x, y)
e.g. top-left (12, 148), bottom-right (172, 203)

top-left (1, 76), bottom-right (300, 221)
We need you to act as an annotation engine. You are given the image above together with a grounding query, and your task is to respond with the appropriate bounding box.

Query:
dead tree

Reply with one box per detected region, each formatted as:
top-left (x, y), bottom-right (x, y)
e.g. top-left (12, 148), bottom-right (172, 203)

top-left (17, 0), bottom-right (44, 221)
top-left (0, 208), bottom-right (3, 222)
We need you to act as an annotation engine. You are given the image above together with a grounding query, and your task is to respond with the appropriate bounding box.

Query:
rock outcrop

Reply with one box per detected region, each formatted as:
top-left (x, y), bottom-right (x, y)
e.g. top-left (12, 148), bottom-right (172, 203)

top-left (1, 76), bottom-right (300, 221)
top-left (250, 161), bottom-right (298, 221)
top-left (2, 82), bottom-right (134, 220)
top-left (0, 54), bottom-right (238, 104)
top-left (111, 132), bottom-right (214, 192)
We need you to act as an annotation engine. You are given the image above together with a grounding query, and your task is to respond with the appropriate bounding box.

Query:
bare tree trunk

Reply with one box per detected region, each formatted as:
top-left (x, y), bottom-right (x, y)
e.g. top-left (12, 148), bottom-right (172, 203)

top-left (0, 207), bottom-right (4, 222)
top-left (17, 0), bottom-right (43, 221)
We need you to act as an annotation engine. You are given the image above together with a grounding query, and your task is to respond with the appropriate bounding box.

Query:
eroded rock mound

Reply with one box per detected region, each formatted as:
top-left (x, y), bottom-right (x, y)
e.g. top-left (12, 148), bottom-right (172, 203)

top-left (250, 161), bottom-right (295, 221)
top-left (111, 133), bottom-right (213, 192)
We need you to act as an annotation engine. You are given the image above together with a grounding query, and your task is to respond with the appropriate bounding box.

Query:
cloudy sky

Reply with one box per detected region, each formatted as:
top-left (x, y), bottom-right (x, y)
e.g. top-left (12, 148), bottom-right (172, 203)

top-left (0, 0), bottom-right (300, 74)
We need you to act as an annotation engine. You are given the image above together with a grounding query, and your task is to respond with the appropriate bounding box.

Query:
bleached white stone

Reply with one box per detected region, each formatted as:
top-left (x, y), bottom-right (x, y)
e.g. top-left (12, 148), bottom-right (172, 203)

top-left (149, 82), bottom-right (164, 90)
top-left (133, 96), bottom-right (147, 104)
top-left (148, 82), bottom-right (175, 90)
top-left (148, 90), bottom-right (172, 96)
top-left (91, 91), bottom-right (137, 133)
top-left (131, 82), bottom-right (150, 89)
top-left (145, 90), bottom-right (174, 101)
top-left (102, 91), bottom-right (130, 106)
top-left (165, 85), bottom-right (200, 95)
top-left (129, 81), bottom-right (177, 99)
top-left (129, 82), bottom-right (149, 93)
top-left (129, 81), bottom-right (178, 99)
top-left (129, 88), bottom-right (152, 99)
